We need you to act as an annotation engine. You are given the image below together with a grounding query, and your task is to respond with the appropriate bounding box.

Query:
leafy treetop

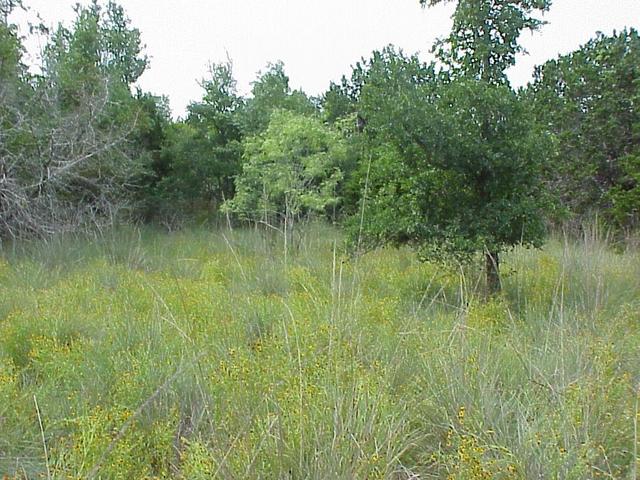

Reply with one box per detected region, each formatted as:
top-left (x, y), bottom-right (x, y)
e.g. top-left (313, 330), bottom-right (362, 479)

top-left (421, 0), bottom-right (552, 84)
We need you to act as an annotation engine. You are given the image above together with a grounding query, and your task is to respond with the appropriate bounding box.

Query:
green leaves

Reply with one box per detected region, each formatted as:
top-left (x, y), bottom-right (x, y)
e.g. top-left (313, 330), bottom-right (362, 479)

top-left (0, 1), bottom-right (152, 238)
top-left (354, 49), bottom-right (547, 262)
top-left (422, 0), bottom-right (552, 84)
top-left (43, 0), bottom-right (146, 110)
top-left (241, 61), bottom-right (316, 135)
top-left (225, 111), bottom-right (346, 226)
top-left (146, 60), bottom-right (244, 220)
top-left (528, 28), bottom-right (640, 226)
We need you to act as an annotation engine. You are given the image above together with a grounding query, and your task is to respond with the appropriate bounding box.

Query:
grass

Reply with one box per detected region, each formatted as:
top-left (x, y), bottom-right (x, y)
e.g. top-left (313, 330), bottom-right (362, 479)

top-left (0, 224), bottom-right (638, 479)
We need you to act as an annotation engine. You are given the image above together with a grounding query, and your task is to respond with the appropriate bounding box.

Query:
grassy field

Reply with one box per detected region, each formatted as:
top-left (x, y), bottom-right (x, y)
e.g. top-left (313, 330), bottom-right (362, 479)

top-left (0, 225), bottom-right (638, 479)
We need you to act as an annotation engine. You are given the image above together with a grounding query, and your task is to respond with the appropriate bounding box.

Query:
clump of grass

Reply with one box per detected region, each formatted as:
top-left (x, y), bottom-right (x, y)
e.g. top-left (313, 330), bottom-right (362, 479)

top-left (0, 225), bottom-right (638, 479)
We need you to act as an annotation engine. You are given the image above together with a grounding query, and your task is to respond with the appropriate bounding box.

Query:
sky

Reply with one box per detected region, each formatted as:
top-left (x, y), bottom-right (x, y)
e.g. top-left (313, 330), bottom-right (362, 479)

top-left (12, 0), bottom-right (640, 118)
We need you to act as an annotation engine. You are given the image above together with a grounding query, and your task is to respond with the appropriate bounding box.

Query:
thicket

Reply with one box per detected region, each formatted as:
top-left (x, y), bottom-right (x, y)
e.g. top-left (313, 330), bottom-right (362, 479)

top-left (0, 0), bottom-right (152, 238)
top-left (527, 28), bottom-right (640, 228)
top-left (1, 1), bottom-right (639, 477)
top-left (2, 0), bottom-right (638, 290)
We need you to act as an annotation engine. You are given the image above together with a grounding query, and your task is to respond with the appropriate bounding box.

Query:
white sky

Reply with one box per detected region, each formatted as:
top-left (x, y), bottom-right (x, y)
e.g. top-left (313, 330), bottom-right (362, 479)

top-left (12, 0), bottom-right (640, 119)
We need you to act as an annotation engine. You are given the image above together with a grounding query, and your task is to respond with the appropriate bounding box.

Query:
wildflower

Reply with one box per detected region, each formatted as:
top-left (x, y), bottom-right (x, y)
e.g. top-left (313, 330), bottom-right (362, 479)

top-left (457, 405), bottom-right (466, 423)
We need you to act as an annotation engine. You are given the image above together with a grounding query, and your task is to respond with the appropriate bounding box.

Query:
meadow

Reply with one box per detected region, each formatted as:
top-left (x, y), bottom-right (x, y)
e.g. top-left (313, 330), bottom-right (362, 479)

top-left (0, 225), bottom-right (638, 479)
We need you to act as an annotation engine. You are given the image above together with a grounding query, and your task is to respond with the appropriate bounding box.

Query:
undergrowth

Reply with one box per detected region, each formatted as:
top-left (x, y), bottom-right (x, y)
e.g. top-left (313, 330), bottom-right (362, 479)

top-left (0, 225), bottom-right (638, 479)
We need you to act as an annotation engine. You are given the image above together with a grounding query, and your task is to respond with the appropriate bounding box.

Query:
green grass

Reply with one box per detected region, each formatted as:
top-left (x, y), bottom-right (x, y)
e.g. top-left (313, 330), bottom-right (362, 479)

top-left (0, 225), bottom-right (638, 479)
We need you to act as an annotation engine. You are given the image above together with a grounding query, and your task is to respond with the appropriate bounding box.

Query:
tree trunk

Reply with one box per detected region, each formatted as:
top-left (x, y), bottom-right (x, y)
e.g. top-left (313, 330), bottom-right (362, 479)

top-left (485, 250), bottom-right (501, 296)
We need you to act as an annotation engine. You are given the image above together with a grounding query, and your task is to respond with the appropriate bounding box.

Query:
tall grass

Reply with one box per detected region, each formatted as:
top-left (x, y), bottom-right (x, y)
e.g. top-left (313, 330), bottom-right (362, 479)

top-left (0, 225), bottom-right (638, 479)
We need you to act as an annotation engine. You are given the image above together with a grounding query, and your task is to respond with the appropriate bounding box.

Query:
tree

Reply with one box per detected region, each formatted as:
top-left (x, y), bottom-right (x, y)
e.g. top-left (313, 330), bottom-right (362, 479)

top-left (152, 61), bottom-right (244, 221)
top-left (37, 0), bottom-right (147, 214)
top-left (355, 47), bottom-right (547, 294)
top-left (225, 110), bottom-right (346, 257)
top-left (0, 1), bottom-right (31, 237)
top-left (366, 0), bottom-right (552, 293)
top-left (0, 0), bottom-right (21, 24)
top-left (527, 29), bottom-right (640, 227)
top-left (241, 61), bottom-right (316, 135)
top-left (129, 91), bottom-right (172, 220)
top-left (0, 0), bottom-right (149, 239)
top-left (421, 0), bottom-right (552, 85)
top-left (42, 0), bottom-right (146, 110)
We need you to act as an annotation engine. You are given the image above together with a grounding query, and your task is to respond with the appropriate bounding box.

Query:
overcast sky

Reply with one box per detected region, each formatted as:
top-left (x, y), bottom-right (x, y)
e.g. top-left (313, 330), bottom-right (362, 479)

top-left (12, 0), bottom-right (640, 118)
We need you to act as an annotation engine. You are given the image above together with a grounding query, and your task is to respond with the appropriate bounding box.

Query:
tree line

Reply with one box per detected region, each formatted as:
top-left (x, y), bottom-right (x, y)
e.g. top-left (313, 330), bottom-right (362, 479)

top-left (1, 0), bottom-right (638, 292)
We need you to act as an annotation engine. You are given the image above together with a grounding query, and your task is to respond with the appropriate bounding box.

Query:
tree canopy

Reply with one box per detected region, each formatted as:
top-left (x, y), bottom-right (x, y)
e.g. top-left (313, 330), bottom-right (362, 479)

top-left (0, 0), bottom-right (636, 284)
top-left (241, 61), bottom-right (316, 135)
top-left (351, 47), bottom-right (547, 292)
top-left (421, 0), bottom-right (552, 84)
top-left (0, 0), bottom-right (150, 238)
top-left (527, 28), bottom-right (640, 227)
top-left (225, 110), bottom-right (346, 250)
top-left (151, 61), bottom-right (244, 220)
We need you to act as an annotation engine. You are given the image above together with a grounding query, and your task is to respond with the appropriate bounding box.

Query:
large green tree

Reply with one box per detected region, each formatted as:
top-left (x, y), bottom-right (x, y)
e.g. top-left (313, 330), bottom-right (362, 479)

top-left (355, 48), bottom-right (546, 293)
top-left (0, 0), bottom-right (149, 238)
top-left (421, 0), bottom-right (552, 84)
top-left (527, 28), bottom-right (640, 227)
top-left (153, 61), bottom-right (244, 221)
top-left (368, 0), bottom-right (552, 292)
top-left (35, 0), bottom-right (147, 212)
top-left (225, 110), bottom-right (346, 254)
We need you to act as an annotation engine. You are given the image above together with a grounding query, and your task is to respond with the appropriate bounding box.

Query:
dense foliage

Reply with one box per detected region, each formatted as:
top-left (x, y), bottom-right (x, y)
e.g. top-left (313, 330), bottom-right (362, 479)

top-left (351, 49), bottom-right (547, 291)
top-left (0, 0), bottom-right (150, 238)
top-left (149, 61), bottom-right (244, 222)
top-left (527, 28), bottom-right (640, 227)
top-left (0, 0), bottom-right (637, 270)
top-left (1, 2), bottom-right (639, 479)
top-left (349, 0), bottom-right (554, 291)
top-left (224, 110), bottom-right (346, 242)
